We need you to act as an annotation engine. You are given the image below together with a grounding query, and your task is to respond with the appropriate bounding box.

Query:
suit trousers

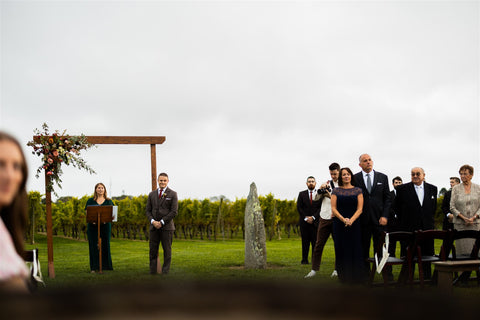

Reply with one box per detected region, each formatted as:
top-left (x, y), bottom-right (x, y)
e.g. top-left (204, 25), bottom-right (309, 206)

top-left (311, 218), bottom-right (334, 271)
top-left (149, 228), bottom-right (173, 274)
top-left (300, 223), bottom-right (317, 263)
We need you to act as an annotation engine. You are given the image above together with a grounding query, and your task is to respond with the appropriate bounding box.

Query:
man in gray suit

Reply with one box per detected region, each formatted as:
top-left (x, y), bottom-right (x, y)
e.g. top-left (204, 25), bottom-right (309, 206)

top-left (146, 172), bottom-right (178, 274)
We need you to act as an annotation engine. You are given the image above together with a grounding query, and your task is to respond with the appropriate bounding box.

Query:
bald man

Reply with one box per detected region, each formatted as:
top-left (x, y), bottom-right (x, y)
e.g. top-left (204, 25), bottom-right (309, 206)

top-left (394, 167), bottom-right (438, 279)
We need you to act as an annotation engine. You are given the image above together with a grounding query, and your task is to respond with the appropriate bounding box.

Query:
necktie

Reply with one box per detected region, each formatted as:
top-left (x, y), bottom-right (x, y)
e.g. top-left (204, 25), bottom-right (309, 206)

top-left (159, 189), bottom-right (163, 199)
top-left (309, 191), bottom-right (312, 204)
top-left (415, 185), bottom-right (424, 205)
top-left (366, 173), bottom-right (372, 193)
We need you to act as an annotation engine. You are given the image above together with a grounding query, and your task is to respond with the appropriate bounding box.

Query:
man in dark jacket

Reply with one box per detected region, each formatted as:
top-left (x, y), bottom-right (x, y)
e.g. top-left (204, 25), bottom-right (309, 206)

top-left (297, 176), bottom-right (321, 264)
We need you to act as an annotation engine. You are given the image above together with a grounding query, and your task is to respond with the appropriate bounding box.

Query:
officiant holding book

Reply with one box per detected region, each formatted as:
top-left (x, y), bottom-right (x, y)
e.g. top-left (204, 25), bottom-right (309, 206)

top-left (85, 182), bottom-right (114, 273)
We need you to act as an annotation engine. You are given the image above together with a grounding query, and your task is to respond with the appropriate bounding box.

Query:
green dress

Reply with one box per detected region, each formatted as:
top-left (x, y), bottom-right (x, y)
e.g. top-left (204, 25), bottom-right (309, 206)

top-left (85, 198), bottom-right (114, 271)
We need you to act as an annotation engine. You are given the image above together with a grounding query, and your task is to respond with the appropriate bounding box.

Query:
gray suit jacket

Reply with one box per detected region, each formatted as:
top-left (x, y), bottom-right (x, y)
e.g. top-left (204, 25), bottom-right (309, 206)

top-left (146, 187), bottom-right (178, 231)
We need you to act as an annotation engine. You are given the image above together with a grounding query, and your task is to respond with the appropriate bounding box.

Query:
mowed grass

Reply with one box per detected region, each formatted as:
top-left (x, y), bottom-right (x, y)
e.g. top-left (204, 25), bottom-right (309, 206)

top-left (24, 234), bottom-right (480, 296)
top-left (26, 233), bottom-right (340, 289)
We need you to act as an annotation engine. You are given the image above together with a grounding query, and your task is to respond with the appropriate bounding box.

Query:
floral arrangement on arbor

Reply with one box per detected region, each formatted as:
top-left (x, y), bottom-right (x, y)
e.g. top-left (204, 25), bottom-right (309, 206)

top-left (27, 123), bottom-right (96, 193)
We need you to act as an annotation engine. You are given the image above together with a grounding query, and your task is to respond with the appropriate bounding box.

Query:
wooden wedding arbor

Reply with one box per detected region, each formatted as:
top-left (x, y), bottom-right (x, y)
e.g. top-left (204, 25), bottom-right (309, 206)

top-left (36, 135), bottom-right (165, 278)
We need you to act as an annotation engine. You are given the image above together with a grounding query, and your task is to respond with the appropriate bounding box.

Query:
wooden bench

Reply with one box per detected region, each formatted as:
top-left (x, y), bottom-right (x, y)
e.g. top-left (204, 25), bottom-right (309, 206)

top-left (433, 260), bottom-right (480, 294)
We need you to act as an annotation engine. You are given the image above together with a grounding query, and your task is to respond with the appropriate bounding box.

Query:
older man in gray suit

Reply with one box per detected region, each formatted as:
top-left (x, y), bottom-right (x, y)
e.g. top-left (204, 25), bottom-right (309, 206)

top-left (146, 172), bottom-right (178, 274)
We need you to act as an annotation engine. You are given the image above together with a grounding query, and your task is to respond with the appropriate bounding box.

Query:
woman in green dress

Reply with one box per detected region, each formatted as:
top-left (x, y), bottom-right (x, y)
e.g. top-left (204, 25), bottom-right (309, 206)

top-left (85, 182), bottom-right (114, 273)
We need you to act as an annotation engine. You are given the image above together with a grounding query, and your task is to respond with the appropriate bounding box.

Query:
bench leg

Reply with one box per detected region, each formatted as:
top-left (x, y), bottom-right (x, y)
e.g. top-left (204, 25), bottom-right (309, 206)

top-left (437, 270), bottom-right (453, 295)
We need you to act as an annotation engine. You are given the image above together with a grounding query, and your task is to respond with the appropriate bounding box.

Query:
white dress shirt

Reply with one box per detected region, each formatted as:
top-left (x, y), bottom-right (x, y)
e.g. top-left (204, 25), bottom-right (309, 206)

top-left (415, 183), bottom-right (424, 206)
top-left (151, 188), bottom-right (166, 225)
top-left (362, 170), bottom-right (374, 190)
top-left (319, 181), bottom-right (339, 220)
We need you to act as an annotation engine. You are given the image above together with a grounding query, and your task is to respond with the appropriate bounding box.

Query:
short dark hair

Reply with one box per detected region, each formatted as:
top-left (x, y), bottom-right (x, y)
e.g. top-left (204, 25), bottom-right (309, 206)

top-left (392, 176), bottom-right (402, 184)
top-left (450, 177), bottom-right (460, 183)
top-left (307, 176), bottom-right (315, 182)
top-left (338, 167), bottom-right (355, 187)
top-left (459, 165), bottom-right (474, 176)
top-left (158, 172), bottom-right (169, 178)
top-left (329, 162), bottom-right (340, 171)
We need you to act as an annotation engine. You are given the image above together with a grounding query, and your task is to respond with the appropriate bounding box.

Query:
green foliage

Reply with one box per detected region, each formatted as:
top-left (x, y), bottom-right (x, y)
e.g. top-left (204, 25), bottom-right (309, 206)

top-left (27, 123), bottom-right (95, 194)
top-left (26, 193), bottom-right (300, 242)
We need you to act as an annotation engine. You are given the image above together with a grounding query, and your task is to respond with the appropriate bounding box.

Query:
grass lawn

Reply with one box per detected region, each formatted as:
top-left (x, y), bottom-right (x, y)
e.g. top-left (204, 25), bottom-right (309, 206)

top-left (26, 233), bottom-right (341, 288)
top-left (6, 234), bottom-right (479, 320)
top-left (22, 233), bottom-right (480, 298)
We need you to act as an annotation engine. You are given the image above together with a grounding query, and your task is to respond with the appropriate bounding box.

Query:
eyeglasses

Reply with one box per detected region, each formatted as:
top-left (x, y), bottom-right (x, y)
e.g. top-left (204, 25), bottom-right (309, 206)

top-left (411, 172), bottom-right (422, 177)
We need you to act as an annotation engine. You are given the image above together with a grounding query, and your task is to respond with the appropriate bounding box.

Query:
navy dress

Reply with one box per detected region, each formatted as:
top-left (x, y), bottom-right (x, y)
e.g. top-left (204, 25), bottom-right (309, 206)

top-left (332, 187), bottom-right (365, 283)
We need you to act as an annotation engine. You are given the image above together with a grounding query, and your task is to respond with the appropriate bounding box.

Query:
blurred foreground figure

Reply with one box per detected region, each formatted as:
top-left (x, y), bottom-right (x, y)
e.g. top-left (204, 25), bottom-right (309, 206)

top-left (0, 132), bottom-right (29, 293)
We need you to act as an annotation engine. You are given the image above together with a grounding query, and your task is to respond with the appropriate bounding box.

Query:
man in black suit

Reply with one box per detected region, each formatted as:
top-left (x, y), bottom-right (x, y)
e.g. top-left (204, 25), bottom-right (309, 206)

top-left (146, 172), bottom-right (178, 274)
top-left (297, 176), bottom-right (321, 264)
top-left (354, 154), bottom-right (391, 276)
top-left (394, 167), bottom-right (438, 279)
top-left (388, 176), bottom-right (403, 233)
top-left (442, 177), bottom-right (460, 231)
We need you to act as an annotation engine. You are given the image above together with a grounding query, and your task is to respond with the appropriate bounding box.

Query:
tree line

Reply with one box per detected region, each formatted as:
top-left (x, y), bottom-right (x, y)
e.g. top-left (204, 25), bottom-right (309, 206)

top-left (25, 192), bottom-right (299, 242)
top-left (25, 191), bottom-right (447, 243)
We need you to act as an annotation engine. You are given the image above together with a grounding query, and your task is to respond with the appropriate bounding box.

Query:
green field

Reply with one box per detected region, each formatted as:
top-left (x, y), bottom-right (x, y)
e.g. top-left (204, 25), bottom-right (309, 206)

top-left (24, 233), bottom-right (480, 297)
top-left (26, 234), bottom-right (340, 288)
top-left (6, 234), bottom-right (479, 320)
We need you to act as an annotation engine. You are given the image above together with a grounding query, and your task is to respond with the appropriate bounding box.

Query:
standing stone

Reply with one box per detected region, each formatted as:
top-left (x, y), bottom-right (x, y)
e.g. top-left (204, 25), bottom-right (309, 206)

top-left (244, 182), bottom-right (267, 269)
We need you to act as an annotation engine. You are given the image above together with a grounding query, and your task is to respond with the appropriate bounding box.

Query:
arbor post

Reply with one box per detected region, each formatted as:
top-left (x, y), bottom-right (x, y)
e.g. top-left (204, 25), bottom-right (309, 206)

top-left (45, 172), bottom-right (55, 278)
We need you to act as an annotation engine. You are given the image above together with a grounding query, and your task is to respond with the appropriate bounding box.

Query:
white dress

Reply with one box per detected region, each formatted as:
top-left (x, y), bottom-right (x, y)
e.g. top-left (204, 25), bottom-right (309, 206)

top-left (0, 217), bottom-right (29, 281)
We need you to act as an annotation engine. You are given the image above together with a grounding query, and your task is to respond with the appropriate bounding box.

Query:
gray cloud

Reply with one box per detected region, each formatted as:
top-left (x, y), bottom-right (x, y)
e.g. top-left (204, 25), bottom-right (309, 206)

top-left (1, 1), bottom-right (478, 200)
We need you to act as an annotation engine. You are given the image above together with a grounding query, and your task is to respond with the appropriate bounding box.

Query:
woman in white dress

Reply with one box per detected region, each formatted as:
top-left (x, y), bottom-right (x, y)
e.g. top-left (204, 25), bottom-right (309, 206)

top-left (0, 132), bottom-right (29, 292)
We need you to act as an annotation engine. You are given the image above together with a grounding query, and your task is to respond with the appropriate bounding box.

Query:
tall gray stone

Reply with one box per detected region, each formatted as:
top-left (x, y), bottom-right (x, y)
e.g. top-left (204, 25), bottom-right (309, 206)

top-left (244, 182), bottom-right (267, 269)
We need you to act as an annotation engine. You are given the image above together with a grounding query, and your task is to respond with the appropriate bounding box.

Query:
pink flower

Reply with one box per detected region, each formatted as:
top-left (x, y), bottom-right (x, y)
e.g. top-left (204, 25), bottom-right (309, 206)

top-left (47, 158), bottom-right (54, 164)
top-left (47, 171), bottom-right (53, 176)
top-left (52, 150), bottom-right (59, 157)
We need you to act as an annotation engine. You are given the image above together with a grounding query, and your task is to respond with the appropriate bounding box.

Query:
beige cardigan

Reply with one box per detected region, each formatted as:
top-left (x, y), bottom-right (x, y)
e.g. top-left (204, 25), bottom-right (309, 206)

top-left (450, 182), bottom-right (480, 225)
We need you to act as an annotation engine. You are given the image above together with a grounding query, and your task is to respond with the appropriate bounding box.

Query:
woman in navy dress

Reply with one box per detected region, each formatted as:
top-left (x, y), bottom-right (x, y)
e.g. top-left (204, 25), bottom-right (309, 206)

top-left (331, 167), bottom-right (365, 283)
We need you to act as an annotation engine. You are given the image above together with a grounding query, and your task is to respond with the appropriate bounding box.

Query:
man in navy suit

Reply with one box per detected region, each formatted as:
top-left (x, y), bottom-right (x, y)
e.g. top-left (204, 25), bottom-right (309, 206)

top-left (297, 176), bottom-right (321, 264)
top-left (354, 154), bottom-right (391, 276)
top-left (394, 167), bottom-right (438, 279)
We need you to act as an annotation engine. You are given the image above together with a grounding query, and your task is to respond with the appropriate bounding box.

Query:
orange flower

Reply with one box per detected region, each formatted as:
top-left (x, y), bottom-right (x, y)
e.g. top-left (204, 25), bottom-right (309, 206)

top-left (48, 137), bottom-right (54, 144)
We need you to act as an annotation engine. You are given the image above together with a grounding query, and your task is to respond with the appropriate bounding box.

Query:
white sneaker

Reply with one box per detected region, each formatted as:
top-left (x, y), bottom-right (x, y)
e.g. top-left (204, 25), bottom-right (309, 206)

top-left (331, 270), bottom-right (338, 278)
top-left (304, 270), bottom-right (316, 278)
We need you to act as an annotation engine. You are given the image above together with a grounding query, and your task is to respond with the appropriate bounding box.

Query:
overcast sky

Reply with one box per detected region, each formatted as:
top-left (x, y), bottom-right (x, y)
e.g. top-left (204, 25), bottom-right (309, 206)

top-left (1, 0), bottom-right (479, 201)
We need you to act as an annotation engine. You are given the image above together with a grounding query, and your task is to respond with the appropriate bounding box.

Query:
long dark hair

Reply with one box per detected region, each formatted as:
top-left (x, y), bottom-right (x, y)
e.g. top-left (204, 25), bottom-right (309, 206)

top-left (0, 132), bottom-right (28, 256)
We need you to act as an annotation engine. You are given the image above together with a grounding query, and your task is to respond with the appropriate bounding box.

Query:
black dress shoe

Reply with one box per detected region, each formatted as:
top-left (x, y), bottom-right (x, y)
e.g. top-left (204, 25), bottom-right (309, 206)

top-left (301, 261), bottom-right (309, 265)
